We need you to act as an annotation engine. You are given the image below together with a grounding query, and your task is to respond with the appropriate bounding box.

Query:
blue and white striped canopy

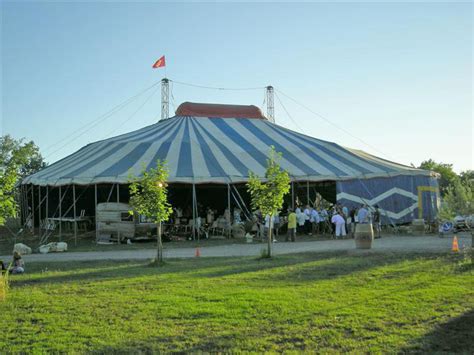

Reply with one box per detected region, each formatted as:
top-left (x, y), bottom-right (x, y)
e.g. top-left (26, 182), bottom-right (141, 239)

top-left (23, 115), bottom-right (430, 186)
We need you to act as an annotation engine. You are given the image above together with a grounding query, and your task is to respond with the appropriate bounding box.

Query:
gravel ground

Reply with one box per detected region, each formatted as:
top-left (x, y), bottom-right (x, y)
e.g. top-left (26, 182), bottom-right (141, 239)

top-left (2, 233), bottom-right (472, 263)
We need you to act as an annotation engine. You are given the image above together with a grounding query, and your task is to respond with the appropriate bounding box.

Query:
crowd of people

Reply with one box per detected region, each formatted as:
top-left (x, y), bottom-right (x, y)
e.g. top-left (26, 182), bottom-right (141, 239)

top-left (167, 200), bottom-right (382, 243)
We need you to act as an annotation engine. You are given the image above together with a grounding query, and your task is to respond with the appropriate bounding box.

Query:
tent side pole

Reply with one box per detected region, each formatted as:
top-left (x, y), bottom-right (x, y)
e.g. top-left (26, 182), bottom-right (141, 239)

top-left (59, 186), bottom-right (62, 242)
top-left (116, 183), bottom-right (120, 203)
top-left (291, 181), bottom-right (294, 210)
top-left (38, 186), bottom-right (42, 231)
top-left (95, 184), bottom-right (98, 243)
top-left (31, 185), bottom-right (35, 233)
top-left (192, 184), bottom-right (196, 241)
top-left (73, 184), bottom-right (77, 246)
top-left (227, 183), bottom-right (231, 238)
top-left (46, 186), bottom-right (49, 220)
top-left (306, 181), bottom-right (309, 205)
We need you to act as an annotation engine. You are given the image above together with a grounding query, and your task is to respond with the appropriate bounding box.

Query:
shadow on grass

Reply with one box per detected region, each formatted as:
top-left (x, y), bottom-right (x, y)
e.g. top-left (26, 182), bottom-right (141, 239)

top-left (402, 309), bottom-right (474, 353)
top-left (192, 251), bottom-right (442, 284)
top-left (9, 251), bottom-right (445, 289)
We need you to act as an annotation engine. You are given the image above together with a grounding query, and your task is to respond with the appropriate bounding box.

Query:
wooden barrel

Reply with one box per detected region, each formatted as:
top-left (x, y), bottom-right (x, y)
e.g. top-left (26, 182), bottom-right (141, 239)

top-left (355, 223), bottom-right (374, 249)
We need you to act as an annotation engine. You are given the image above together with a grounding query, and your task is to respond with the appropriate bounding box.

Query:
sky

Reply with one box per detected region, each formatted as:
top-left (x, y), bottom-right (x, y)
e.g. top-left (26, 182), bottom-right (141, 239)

top-left (1, 1), bottom-right (472, 172)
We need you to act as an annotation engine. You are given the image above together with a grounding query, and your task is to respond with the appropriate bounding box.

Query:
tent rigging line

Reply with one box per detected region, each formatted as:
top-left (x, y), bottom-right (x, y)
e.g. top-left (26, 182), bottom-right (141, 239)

top-left (274, 88), bottom-right (394, 161)
top-left (100, 84), bottom-right (161, 140)
top-left (274, 91), bottom-right (305, 133)
top-left (169, 79), bottom-right (265, 91)
top-left (43, 80), bottom-right (162, 159)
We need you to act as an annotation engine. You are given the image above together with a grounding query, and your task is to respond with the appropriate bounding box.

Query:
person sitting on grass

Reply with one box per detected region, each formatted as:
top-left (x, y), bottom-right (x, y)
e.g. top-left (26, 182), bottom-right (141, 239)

top-left (10, 251), bottom-right (25, 275)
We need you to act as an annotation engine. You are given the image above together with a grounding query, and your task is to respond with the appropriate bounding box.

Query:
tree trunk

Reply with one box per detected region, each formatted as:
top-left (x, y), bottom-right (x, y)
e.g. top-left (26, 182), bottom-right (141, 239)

top-left (157, 222), bottom-right (163, 264)
top-left (267, 214), bottom-right (273, 257)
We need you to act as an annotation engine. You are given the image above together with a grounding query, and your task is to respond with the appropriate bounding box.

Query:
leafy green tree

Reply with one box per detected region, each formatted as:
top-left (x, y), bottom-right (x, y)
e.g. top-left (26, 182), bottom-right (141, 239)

top-left (128, 160), bottom-right (172, 264)
top-left (247, 147), bottom-right (290, 258)
top-left (419, 159), bottom-right (459, 196)
top-left (0, 135), bottom-right (46, 226)
top-left (438, 179), bottom-right (474, 220)
top-left (459, 170), bottom-right (474, 184)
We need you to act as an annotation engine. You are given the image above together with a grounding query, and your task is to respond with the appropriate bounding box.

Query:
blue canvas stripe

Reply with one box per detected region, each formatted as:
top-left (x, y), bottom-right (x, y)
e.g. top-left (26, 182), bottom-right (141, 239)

top-left (39, 142), bottom-right (115, 180)
top-left (110, 118), bottom-right (175, 143)
top-left (238, 119), bottom-right (323, 175)
top-left (145, 119), bottom-right (185, 171)
top-left (119, 117), bottom-right (177, 143)
top-left (261, 122), bottom-right (349, 176)
top-left (209, 118), bottom-right (268, 168)
top-left (193, 119), bottom-right (249, 176)
top-left (57, 142), bottom-right (128, 178)
top-left (175, 118), bottom-right (193, 177)
top-left (189, 119), bottom-right (228, 177)
top-left (96, 143), bottom-right (151, 177)
top-left (272, 124), bottom-right (379, 175)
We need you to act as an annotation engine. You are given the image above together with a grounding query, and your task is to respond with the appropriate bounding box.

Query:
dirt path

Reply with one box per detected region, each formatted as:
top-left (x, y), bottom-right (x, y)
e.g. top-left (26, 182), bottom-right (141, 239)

top-left (2, 234), bottom-right (471, 263)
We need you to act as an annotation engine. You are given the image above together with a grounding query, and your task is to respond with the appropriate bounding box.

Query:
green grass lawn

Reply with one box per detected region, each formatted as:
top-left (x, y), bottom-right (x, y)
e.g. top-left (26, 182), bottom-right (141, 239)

top-left (0, 251), bottom-right (472, 353)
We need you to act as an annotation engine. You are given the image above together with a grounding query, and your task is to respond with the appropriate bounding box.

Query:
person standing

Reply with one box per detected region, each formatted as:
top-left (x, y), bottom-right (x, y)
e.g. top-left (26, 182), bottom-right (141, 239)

top-left (349, 207), bottom-right (357, 238)
top-left (286, 208), bottom-right (297, 242)
top-left (373, 205), bottom-right (381, 238)
top-left (357, 205), bottom-right (369, 224)
top-left (310, 208), bottom-right (320, 235)
top-left (297, 208), bottom-right (306, 234)
top-left (273, 213), bottom-right (280, 239)
top-left (303, 205), bottom-right (312, 235)
top-left (331, 212), bottom-right (347, 239)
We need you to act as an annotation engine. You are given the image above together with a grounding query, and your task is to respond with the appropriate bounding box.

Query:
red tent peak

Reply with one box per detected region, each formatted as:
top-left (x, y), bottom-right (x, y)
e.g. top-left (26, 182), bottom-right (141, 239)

top-left (175, 102), bottom-right (266, 119)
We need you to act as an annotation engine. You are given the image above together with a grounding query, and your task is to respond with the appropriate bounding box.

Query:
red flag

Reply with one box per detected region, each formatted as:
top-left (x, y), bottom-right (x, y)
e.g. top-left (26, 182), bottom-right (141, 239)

top-left (152, 55), bottom-right (166, 68)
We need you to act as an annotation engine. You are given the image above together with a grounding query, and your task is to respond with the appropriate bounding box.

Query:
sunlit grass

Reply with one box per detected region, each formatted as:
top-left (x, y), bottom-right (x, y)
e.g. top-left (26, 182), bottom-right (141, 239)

top-left (0, 252), bottom-right (472, 352)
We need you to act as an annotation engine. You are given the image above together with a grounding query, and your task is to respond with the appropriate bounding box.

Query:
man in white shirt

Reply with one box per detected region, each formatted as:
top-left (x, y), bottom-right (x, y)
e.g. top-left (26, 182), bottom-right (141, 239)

top-left (357, 205), bottom-right (369, 224)
top-left (331, 212), bottom-right (346, 238)
top-left (303, 205), bottom-right (312, 235)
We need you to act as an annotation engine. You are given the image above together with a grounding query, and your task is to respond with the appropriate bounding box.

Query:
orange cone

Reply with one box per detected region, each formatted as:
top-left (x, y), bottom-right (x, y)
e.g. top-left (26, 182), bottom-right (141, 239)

top-left (195, 247), bottom-right (201, 257)
top-left (452, 236), bottom-right (459, 252)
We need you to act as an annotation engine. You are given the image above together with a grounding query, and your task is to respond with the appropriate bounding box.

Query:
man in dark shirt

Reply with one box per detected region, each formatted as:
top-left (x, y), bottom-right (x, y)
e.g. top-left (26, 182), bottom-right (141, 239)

top-left (373, 205), bottom-right (381, 239)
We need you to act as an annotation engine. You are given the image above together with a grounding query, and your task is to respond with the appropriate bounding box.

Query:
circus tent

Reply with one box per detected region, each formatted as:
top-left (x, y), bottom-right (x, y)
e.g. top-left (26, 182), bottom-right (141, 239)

top-left (22, 102), bottom-right (439, 227)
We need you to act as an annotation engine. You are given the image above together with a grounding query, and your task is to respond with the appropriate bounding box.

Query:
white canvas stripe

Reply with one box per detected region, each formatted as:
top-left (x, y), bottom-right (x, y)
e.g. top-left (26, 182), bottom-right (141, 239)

top-left (255, 121), bottom-right (335, 176)
top-left (270, 124), bottom-right (358, 176)
top-left (197, 118), bottom-right (265, 176)
top-left (226, 119), bottom-right (307, 176)
top-left (188, 121), bottom-right (212, 179)
top-left (164, 120), bottom-right (186, 177)
top-left (38, 142), bottom-right (110, 180)
top-left (192, 120), bottom-right (241, 178)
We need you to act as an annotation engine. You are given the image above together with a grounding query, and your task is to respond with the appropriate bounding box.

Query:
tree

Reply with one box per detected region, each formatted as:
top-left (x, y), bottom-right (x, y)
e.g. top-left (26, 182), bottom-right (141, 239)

top-left (419, 159), bottom-right (459, 196)
top-left (438, 179), bottom-right (474, 220)
top-left (247, 147), bottom-right (290, 258)
top-left (128, 160), bottom-right (172, 264)
top-left (0, 135), bottom-right (46, 226)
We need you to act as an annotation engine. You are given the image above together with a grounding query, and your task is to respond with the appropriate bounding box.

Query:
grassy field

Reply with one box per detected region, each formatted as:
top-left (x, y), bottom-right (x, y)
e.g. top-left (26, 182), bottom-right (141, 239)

top-left (0, 251), bottom-right (472, 353)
